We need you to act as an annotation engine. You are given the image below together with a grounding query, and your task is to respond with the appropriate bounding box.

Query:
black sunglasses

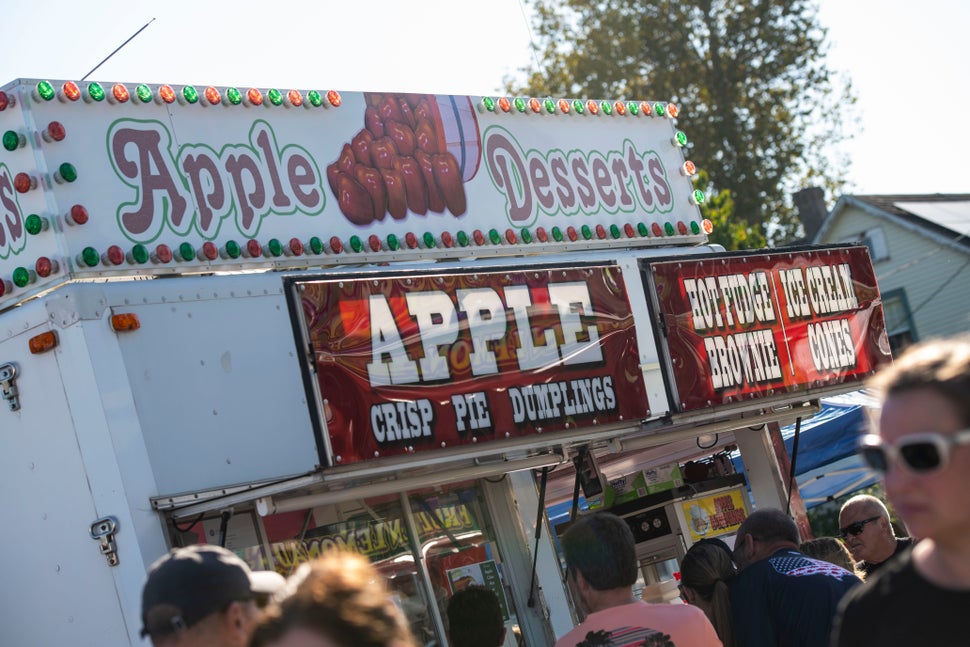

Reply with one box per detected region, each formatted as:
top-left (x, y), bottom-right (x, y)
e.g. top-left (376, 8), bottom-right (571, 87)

top-left (839, 515), bottom-right (881, 539)
top-left (859, 429), bottom-right (970, 474)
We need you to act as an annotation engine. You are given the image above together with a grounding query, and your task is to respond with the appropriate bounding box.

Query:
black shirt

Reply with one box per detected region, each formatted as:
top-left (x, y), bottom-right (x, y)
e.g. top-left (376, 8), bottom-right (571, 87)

top-left (832, 547), bottom-right (970, 646)
top-left (859, 537), bottom-right (912, 578)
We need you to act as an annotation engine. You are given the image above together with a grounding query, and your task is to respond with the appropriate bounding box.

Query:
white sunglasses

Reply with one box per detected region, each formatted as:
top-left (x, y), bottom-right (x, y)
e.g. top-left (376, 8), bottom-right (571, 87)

top-left (859, 428), bottom-right (970, 474)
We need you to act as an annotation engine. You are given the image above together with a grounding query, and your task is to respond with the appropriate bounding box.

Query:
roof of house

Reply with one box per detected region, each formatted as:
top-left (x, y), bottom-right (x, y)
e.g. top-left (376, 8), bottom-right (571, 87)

top-left (818, 193), bottom-right (970, 251)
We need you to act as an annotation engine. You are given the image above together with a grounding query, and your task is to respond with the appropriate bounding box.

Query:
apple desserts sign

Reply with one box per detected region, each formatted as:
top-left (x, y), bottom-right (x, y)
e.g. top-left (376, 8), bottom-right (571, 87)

top-left (291, 265), bottom-right (648, 465)
top-left (648, 246), bottom-right (892, 411)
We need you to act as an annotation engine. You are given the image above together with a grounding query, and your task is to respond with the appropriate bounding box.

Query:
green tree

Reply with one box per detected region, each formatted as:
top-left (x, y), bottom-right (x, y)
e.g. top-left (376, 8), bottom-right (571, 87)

top-left (510, 0), bottom-right (856, 248)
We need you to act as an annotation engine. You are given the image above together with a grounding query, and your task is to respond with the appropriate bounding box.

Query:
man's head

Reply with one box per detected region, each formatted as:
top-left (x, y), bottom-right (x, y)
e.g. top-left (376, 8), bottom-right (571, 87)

top-left (559, 512), bottom-right (637, 614)
top-left (447, 585), bottom-right (506, 647)
top-left (141, 544), bottom-right (282, 646)
top-left (732, 508), bottom-right (800, 570)
top-left (838, 494), bottom-right (896, 564)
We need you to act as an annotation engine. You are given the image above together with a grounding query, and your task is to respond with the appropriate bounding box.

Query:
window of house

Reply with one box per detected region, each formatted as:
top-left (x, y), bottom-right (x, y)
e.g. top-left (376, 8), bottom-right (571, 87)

top-left (881, 288), bottom-right (917, 356)
top-left (842, 227), bottom-right (889, 262)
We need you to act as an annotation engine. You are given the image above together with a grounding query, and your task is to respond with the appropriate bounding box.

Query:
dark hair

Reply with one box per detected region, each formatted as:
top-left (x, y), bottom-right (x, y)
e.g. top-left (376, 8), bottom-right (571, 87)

top-left (868, 336), bottom-right (970, 426)
top-left (250, 551), bottom-right (416, 647)
top-left (736, 509), bottom-right (800, 545)
top-left (560, 512), bottom-right (637, 591)
top-left (680, 542), bottom-right (737, 647)
top-left (447, 586), bottom-right (504, 647)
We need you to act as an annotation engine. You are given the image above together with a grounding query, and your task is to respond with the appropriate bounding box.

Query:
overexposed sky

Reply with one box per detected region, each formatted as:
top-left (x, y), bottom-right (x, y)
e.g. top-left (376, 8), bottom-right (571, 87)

top-left (1, 0), bottom-right (966, 198)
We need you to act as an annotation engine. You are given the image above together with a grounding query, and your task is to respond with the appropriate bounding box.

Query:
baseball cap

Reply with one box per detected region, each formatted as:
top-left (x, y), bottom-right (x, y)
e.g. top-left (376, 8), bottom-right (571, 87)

top-left (140, 544), bottom-right (283, 638)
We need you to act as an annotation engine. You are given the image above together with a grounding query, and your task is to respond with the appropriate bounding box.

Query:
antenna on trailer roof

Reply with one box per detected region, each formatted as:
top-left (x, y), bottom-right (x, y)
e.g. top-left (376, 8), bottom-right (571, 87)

top-left (80, 17), bottom-right (156, 82)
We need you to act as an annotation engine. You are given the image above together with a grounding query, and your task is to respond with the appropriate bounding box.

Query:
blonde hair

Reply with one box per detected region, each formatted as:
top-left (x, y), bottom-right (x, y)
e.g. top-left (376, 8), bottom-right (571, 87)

top-left (799, 537), bottom-right (863, 580)
top-left (250, 550), bottom-right (417, 647)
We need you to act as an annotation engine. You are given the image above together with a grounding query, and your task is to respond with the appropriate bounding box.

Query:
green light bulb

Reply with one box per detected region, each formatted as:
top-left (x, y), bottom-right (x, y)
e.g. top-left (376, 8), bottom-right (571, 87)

top-left (87, 82), bottom-right (105, 102)
top-left (130, 244), bottom-right (149, 264)
top-left (601, 101), bottom-right (612, 115)
top-left (488, 229), bottom-right (501, 245)
top-left (572, 99), bottom-right (584, 114)
top-left (307, 90), bottom-right (323, 107)
top-left (178, 242), bottom-right (195, 261)
top-left (58, 163), bottom-right (78, 183)
top-left (135, 84), bottom-right (152, 103)
top-left (544, 98), bottom-right (556, 114)
top-left (637, 223), bottom-right (649, 237)
top-left (514, 97), bottom-right (526, 113)
top-left (309, 236), bottom-right (323, 254)
top-left (36, 81), bottom-right (55, 101)
top-left (224, 240), bottom-right (241, 258)
top-left (349, 235), bottom-right (362, 252)
top-left (267, 89), bottom-right (283, 106)
top-left (3, 130), bottom-right (21, 151)
top-left (182, 86), bottom-right (199, 104)
top-left (25, 214), bottom-right (45, 235)
top-left (456, 230), bottom-right (469, 247)
top-left (386, 234), bottom-right (399, 250)
top-left (226, 87), bottom-right (242, 105)
top-left (423, 232), bottom-right (436, 248)
top-left (581, 225), bottom-right (592, 240)
top-left (691, 221), bottom-right (701, 234)
top-left (664, 222), bottom-right (675, 236)
top-left (675, 131), bottom-right (688, 147)
top-left (12, 267), bottom-right (31, 288)
top-left (482, 97), bottom-right (496, 112)
top-left (551, 227), bottom-right (563, 242)
top-left (692, 189), bottom-right (705, 204)
top-left (628, 101), bottom-right (639, 115)
top-left (654, 102), bottom-right (666, 116)
top-left (521, 228), bottom-right (533, 243)
top-left (609, 224), bottom-right (621, 239)
top-left (81, 246), bottom-right (100, 267)
top-left (268, 238), bottom-right (283, 256)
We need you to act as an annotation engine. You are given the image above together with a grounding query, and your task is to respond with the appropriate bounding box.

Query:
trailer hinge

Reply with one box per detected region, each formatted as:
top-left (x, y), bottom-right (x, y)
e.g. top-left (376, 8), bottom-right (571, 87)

top-left (90, 516), bottom-right (120, 566)
top-left (0, 362), bottom-right (19, 411)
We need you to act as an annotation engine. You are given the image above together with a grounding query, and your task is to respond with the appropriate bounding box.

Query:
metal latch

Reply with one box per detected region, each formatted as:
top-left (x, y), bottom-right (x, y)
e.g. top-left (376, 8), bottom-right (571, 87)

top-left (90, 516), bottom-right (120, 566)
top-left (0, 363), bottom-right (19, 411)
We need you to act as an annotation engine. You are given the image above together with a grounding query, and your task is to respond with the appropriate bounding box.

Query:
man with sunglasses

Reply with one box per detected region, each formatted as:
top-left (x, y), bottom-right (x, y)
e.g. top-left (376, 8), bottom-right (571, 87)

top-left (832, 336), bottom-right (970, 646)
top-left (837, 494), bottom-right (911, 578)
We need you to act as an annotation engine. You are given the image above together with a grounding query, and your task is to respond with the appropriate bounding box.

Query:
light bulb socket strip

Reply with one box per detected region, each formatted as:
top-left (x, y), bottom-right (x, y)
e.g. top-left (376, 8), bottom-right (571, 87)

top-left (28, 80), bottom-right (343, 110)
top-left (4, 217), bottom-right (711, 283)
top-left (480, 97), bottom-right (679, 119)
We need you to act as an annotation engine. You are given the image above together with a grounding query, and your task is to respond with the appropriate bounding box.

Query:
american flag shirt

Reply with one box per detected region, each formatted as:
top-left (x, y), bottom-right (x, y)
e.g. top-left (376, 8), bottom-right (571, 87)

top-left (768, 553), bottom-right (855, 580)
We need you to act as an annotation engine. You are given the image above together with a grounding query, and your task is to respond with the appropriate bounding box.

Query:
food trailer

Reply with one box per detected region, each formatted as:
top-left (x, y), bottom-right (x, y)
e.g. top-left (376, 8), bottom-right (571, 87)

top-left (0, 78), bottom-right (891, 646)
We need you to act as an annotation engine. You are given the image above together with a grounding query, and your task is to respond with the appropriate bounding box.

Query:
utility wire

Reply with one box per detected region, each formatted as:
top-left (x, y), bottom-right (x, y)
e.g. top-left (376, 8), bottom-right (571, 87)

top-left (81, 18), bottom-right (156, 82)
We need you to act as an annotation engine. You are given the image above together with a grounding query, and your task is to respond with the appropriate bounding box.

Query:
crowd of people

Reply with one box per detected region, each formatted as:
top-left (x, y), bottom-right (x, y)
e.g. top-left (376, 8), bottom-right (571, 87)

top-left (137, 335), bottom-right (970, 646)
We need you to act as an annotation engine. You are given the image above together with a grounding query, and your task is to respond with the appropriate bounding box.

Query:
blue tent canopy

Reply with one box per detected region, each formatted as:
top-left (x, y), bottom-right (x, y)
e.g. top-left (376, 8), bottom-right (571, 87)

top-left (775, 390), bottom-right (882, 508)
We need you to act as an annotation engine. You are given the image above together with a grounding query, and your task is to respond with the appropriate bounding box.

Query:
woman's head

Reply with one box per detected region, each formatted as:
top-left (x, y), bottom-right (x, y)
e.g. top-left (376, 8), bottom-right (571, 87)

top-left (250, 551), bottom-right (416, 647)
top-left (864, 336), bottom-right (970, 545)
top-left (680, 540), bottom-right (736, 601)
top-left (679, 540), bottom-right (737, 647)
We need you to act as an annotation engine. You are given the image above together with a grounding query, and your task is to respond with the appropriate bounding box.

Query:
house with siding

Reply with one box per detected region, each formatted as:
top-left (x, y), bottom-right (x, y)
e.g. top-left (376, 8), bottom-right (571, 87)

top-left (809, 193), bottom-right (970, 356)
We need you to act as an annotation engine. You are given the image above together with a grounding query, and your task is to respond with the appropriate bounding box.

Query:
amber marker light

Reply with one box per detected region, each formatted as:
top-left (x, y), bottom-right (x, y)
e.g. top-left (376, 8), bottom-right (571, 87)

top-left (111, 84), bottom-right (130, 103)
top-left (326, 90), bottom-right (341, 107)
top-left (158, 85), bottom-right (176, 104)
top-left (204, 86), bottom-right (221, 105)
top-left (61, 81), bottom-right (81, 102)
top-left (287, 90), bottom-right (303, 107)
top-left (28, 331), bottom-right (58, 354)
top-left (246, 88), bottom-right (263, 106)
top-left (110, 313), bottom-right (141, 332)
